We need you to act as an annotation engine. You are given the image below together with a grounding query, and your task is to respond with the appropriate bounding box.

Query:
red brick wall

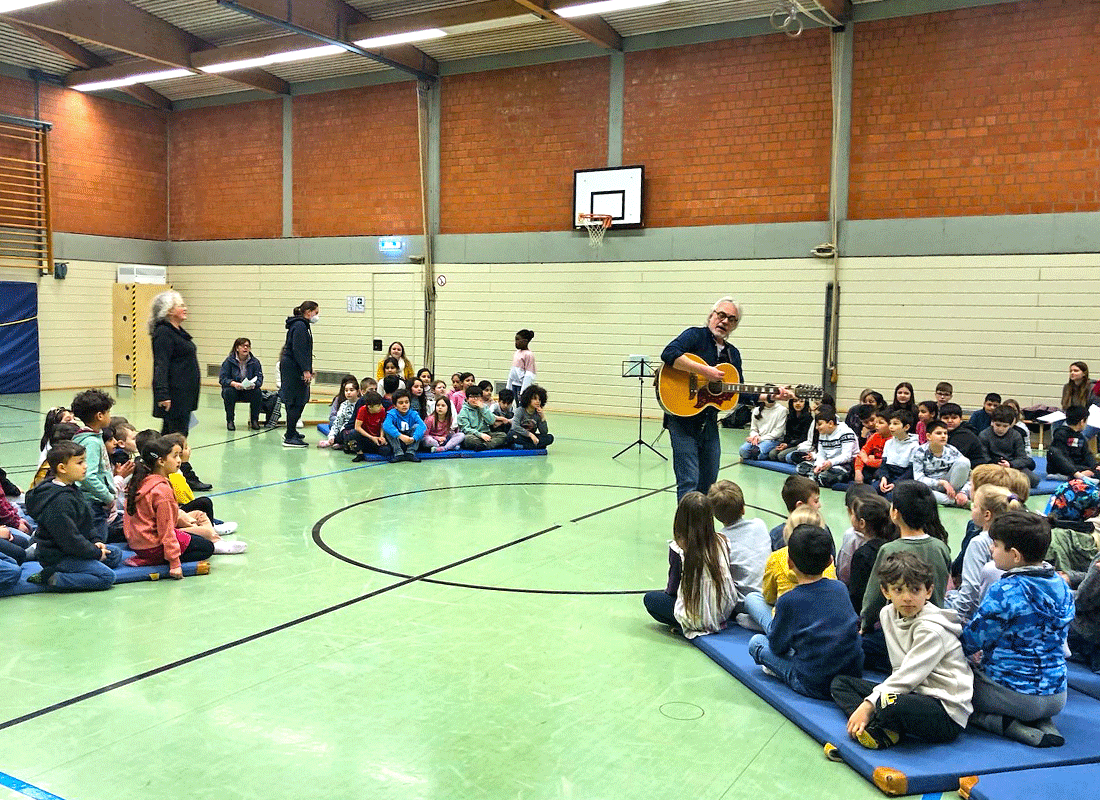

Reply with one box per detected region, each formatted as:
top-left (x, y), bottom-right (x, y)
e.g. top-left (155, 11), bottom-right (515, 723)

top-left (624, 32), bottom-right (832, 227)
top-left (849, 0), bottom-right (1100, 219)
top-left (0, 77), bottom-right (166, 240)
top-left (293, 83), bottom-right (421, 237)
top-left (169, 100), bottom-right (282, 240)
top-left (440, 59), bottom-right (609, 234)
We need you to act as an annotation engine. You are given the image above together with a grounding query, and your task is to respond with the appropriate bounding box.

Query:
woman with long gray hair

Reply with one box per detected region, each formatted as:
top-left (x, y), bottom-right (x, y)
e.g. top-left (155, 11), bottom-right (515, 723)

top-left (149, 290), bottom-right (211, 491)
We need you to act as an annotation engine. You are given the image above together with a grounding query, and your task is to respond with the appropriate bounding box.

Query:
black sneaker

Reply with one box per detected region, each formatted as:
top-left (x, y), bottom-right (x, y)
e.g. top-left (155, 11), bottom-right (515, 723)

top-left (227, 420), bottom-right (236, 431)
top-left (282, 437), bottom-right (308, 448)
top-left (408, 453), bottom-right (421, 463)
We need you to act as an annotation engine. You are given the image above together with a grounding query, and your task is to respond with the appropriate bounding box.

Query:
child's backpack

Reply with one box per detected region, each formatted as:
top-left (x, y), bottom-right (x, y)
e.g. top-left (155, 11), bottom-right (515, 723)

top-left (721, 403), bottom-right (753, 429)
top-left (261, 390), bottom-right (281, 426)
top-left (1045, 478), bottom-right (1100, 524)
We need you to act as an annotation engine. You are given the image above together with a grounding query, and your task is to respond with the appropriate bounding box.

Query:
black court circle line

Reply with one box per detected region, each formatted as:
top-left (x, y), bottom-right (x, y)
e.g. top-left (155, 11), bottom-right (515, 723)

top-left (311, 482), bottom-right (789, 596)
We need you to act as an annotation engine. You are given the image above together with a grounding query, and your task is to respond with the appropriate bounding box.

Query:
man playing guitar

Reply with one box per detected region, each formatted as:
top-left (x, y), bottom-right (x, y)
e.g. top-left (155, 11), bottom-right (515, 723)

top-left (661, 297), bottom-right (792, 500)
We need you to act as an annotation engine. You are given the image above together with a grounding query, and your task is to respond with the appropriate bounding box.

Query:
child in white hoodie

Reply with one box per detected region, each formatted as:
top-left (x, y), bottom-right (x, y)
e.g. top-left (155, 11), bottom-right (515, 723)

top-left (829, 551), bottom-right (973, 755)
top-left (738, 395), bottom-right (788, 461)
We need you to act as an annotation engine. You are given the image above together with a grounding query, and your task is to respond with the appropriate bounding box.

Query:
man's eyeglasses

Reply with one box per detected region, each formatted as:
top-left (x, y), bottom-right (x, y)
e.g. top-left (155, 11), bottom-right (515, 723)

top-left (713, 311), bottom-right (739, 324)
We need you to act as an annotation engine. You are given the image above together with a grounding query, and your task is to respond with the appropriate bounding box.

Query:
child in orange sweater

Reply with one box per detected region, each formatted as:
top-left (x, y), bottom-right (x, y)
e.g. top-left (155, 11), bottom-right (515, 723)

top-left (123, 436), bottom-right (214, 578)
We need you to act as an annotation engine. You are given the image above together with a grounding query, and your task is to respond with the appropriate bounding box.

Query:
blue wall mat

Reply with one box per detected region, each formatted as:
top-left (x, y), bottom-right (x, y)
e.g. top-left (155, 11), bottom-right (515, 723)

top-left (0, 281), bottom-right (40, 394)
top-left (691, 625), bottom-right (1100, 796)
top-left (1066, 661), bottom-right (1100, 700)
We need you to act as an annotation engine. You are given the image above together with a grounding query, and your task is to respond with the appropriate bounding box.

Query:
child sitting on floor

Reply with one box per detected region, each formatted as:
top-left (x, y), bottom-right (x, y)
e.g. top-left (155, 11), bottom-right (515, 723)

top-left (489, 388), bottom-right (515, 433)
top-left (768, 397), bottom-right (813, 464)
top-left (860, 481), bottom-right (953, 672)
top-left (351, 391), bottom-right (392, 462)
top-left (320, 376), bottom-right (360, 449)
top-left (743, 506), bottom-right (837, 633)
top-left (739, 393), bottom-right (787, 461)
top-left (830, 551), bottom-right (973, 751)
top-left (707, 480), bottom-right (770, 610)
top-left (39, 406), bottom-right (74, 460)
top-left (162, 434), bottom-right (241, 541)
top-left (24, 440), bottom-right (124, 591)
top-left (746, 523), bottom-right (863, 700)
top-left (507, 385), bottom-right (554, 450)
top-left (643, 491), bottom-right (736, 638)
top-left (797, 406), bottom-right (858, 488)
top-left (853, 411), bottom-right (888, 485)
top-left (837, 484), bottom-right (878, 584)
top-left (846, 496), bottom-right (896, 613)
top-left (969, 392), bottom-right (1002, 434)
top-left (422, 396), bottom-right (464, 453)
top-left (876, 409), bottom-right (920, 498)
top-left (980, 404), bottom-right (1040, 488)
top-left (915, 400), bottom-right (938, 445)
top-left (122, 436), bottom-right (215, 579)
top-left (458, 385), bottom-right (508, 451)
top-left (29, 422), bottom-right (80, 490)
top-left (383, 389), bottom-right (426, 463)
top-left (768, 474), bottom-right (825, 551)
top-left (71, 389), bottom-right (118, 544)
top-left (912, 419), bottom-right (972, 505)
top-left (1047, 406), bottom-right (1096, 481)
top-left (1067, 552), bottom-right (1100, 673)
top-left (948, 485), bottom-right (1024, 621)
top-left (963, 511), bottom-right (1074, 747)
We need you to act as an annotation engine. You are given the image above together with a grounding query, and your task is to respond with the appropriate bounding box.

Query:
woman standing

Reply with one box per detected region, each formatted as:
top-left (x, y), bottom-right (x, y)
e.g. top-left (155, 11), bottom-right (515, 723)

top-left (279, 301), bottom-right (318, 448)
top-left (149, 290), bottom-right (211, 491)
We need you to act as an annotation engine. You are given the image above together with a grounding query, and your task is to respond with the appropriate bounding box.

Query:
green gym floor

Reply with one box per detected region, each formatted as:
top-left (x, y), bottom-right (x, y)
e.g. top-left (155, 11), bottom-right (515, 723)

top-left (0, 388), bottom-right (975, 800)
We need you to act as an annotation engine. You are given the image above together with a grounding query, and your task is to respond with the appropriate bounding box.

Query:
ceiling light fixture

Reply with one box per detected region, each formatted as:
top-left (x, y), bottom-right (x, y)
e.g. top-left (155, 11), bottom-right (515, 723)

top-left (556, 0), bottom-right (669, 18)
top-left (69, 68), bottom-right (192, 92)
top-left (201, 44), bottom-right (344, 73)
top-left (0, 0), bottom-right (58, 13)
top-left (354, 28), bottom-right (446, 49)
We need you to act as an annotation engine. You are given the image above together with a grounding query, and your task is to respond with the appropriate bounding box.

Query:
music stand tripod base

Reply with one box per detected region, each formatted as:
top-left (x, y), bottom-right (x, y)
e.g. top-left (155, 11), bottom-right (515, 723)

top-left (614, 357), bottom-right (667, 461)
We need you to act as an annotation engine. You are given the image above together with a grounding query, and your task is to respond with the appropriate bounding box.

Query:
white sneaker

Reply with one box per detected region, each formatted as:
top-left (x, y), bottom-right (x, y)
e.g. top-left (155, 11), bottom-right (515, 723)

top-left (213, 538), bottom-right (248, 554)
top-left (213, 521), bottom-right (238, 536)
top-left (761, 666), bottom-right (778, 678)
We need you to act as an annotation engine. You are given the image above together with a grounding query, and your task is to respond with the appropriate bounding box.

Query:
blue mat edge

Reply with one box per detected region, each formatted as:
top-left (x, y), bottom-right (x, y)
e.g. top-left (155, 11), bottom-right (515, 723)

top-left (960, 762), bottom-right (1098, 800)
top-left (690, 625), bottom-right (1100, 795)
top-left (353, 448), bottom-right (548, 461)
top-left (1067, 661), bottom-right (1100, 700)
top-left (2, 550), bottom-right (208, 598)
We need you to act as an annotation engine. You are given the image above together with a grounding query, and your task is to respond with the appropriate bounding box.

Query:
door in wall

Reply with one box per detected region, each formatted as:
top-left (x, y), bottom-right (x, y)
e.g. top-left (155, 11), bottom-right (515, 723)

top-left (372, 272), bottom-right (420, 370)
top-left (0, 281), bottom-right (39, 393)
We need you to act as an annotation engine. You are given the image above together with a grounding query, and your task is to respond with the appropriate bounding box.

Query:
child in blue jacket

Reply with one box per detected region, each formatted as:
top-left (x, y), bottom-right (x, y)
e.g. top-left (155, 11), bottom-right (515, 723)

top-left (962, 511), bottom-right (1075, 748)
top-left (382, 390), bottom-right (426, 463)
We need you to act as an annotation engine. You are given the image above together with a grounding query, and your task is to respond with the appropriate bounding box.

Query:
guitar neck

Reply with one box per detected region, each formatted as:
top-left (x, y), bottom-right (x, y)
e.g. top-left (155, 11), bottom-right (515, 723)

top-left (721, 383), bottom-right (777, 394)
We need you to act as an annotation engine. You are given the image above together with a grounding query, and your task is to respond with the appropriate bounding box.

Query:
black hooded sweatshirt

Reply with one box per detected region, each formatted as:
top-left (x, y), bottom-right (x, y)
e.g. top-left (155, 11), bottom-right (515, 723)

top-left (25, 480), bottom-right (102, 568)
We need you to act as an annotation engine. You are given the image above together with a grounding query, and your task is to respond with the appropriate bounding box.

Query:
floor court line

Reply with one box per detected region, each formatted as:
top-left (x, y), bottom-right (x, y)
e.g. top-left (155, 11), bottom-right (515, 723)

top-left (0, 769), bottom-right (69, 800)
top-left (0, 520), bottom-right (565, 733)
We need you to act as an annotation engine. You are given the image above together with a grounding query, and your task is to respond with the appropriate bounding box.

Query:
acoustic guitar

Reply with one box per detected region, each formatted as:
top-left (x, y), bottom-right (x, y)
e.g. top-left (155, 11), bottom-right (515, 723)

top-left (654, 354), bottom-right (825, 418)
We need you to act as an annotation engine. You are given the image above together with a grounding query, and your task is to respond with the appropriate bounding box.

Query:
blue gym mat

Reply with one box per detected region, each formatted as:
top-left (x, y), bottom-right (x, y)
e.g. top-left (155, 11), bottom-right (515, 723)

top-left (1067, 660), bottom-right (1100, 700)
top-left (958, 762), bottom-right (1098, 800)
top-left (351, 448), bottom-right (547, 461)
top-left (738, 456), bottom-right (1060, 495)
top-left (1, 551), bottom-right (210, 597)
top-left (690, 625), bottom-right (1100, 796)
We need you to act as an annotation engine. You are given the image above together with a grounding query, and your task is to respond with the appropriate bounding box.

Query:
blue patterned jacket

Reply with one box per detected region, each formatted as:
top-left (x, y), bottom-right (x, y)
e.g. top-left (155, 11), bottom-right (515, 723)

top-left (961, 566), bottom-right (1075, 695)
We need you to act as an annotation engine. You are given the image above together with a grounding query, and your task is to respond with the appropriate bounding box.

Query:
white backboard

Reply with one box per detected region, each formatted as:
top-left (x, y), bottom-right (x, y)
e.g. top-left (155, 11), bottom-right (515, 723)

top-left (573, 165), bottom-right (644, 229)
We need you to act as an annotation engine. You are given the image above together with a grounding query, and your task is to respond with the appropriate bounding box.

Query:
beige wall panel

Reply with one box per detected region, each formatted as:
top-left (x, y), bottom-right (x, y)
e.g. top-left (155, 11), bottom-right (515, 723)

top-left (833, 253), bottom-right (1100, 412)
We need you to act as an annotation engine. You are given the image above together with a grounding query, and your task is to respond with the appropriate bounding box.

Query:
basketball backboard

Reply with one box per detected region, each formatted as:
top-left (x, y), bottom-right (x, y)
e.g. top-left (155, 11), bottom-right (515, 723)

top-left (573, 165), bottom-right (644, 229)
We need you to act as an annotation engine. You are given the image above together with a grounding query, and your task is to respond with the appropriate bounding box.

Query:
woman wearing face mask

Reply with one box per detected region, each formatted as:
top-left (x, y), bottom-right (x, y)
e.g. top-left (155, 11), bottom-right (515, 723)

top-left (279, 301), bottom-right (318, 448)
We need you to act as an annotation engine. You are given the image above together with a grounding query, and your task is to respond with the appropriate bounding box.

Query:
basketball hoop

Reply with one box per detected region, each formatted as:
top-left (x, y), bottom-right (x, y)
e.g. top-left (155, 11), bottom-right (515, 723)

top-left (578, 213), bottom-right (612, 248)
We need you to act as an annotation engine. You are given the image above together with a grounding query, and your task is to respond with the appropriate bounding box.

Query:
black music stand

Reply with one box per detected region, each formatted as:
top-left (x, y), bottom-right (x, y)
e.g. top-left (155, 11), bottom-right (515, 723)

top-left (614, 357), bottom-right (667, 461)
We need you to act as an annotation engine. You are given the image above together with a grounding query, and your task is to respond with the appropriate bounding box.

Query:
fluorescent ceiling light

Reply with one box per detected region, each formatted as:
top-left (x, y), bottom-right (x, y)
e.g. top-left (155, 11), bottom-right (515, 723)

top-left (556, 0), bottom-right (669, 18)
top-left (0, 1), bottom-right (58, 12)
top-left (201, 44), bottom-right (344, 73)
top-left (70, 68), bottom-right (192, 92)
top-left (444, 14), bottom-right (538, 36)
top-left (354, 28), bottom-right (446, 49)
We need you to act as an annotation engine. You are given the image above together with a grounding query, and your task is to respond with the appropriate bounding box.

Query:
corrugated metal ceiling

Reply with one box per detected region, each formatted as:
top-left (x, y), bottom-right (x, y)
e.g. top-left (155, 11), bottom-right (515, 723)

top-left (0, 0), bottom-right (888, 102)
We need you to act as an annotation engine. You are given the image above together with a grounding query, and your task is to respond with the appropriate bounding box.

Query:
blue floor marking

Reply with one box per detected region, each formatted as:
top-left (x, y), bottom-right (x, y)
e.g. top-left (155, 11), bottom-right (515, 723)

top-left (0, 771), bottom-right (69, 800)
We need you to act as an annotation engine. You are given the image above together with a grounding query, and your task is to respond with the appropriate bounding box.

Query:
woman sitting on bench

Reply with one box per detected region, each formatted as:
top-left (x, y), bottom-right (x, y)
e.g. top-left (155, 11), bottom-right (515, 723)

top-left (219, 337), bottom-right (264, 431)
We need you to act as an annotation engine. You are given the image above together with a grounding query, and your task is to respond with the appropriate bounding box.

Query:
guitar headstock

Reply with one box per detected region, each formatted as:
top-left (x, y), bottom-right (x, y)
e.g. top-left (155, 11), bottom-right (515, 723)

top-left (792, 385), bottom-right (826, 400)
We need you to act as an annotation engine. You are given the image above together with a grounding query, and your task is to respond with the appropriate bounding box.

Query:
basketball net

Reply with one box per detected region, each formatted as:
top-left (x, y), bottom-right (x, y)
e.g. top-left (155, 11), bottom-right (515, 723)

top-left (578, 214), bottom-right (612, 248)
